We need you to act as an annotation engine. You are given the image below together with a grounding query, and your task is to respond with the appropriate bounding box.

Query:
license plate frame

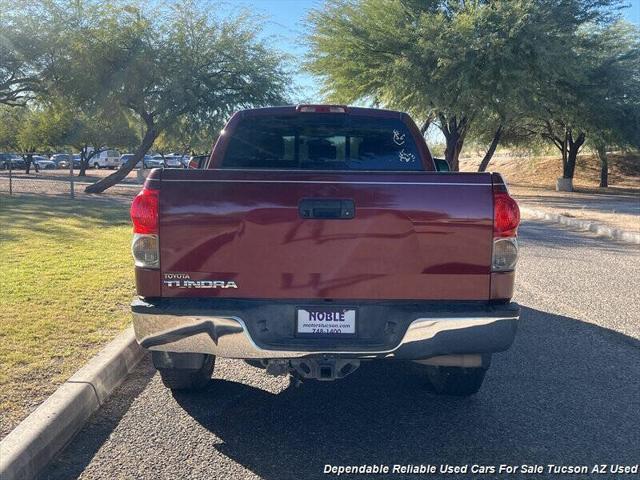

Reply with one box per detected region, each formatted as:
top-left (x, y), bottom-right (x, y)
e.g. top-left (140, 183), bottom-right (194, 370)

top-left (295, 306), bottom-right (358, 337)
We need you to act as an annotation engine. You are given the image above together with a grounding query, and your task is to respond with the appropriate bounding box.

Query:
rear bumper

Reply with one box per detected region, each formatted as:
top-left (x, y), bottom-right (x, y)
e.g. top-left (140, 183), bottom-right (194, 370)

top-left (132, 298), bottom-right (519, 360)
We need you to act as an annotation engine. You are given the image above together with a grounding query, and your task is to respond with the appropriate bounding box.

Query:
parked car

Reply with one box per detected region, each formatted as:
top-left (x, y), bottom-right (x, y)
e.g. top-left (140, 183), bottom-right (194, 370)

top-left (72, 154), bottom-right (83, 169)
top-left (0, 154), bottom-right (25, 170)
top-left (144, 156), bottom-right (164, 169)
top-left (50, 154), bottom-right (72, 169)
top-left (119, 153), bottom-right (136, 168)
top-left (163, 155), bottom-right (184, 168)
top-left (32, 155), bottom-right (56, 170)
top-left (130, 104), bottom-right (521, 395)
top-left (164, 153), bottom-right (190, 168)
top-left (91, 149), bottom-right (120, 169)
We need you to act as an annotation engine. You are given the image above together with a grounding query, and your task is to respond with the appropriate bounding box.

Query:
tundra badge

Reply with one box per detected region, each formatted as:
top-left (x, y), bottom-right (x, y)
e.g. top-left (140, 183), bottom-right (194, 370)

top-left (163, 273), bottom-right (238, 289)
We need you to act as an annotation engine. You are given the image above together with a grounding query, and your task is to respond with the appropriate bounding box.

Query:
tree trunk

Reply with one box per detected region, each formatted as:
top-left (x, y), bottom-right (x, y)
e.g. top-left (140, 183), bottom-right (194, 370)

top-left (82, 148), bottom-right (105, 175)
top-left (419, 117), bottom-right (432, 136)
top-left (477, 125), bottom-right (503, 172)
top-left (596, 143), bottom-right (608, 188)
top-left (439, 114), bottom-right (469, 172)
top-left (444, 135), bottom-right (464, 172)
top-left (85, 127), bottom-right (158, 193)
top-left (78, 145), bottom-right (88, 177)
top-left (564, 130), bottom-right (585, 179)
top-left (561, 128), bottom-right (568, 175)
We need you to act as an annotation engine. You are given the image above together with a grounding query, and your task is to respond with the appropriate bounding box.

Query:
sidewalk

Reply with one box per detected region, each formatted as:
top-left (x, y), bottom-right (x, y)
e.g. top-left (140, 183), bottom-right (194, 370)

top-left (510, 185), bottom-right (639, 239)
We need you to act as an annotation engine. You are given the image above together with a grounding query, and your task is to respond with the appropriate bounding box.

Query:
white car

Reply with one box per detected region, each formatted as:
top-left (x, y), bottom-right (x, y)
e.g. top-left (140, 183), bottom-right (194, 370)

top-left (163, 155), bottom-right (184, 168)
top-left (144, 156), bottom-right (164, 169)
top-left (91, 149), bottom-right (120, 169)
top-left (153, 155), bottom-right (184, 168)
top-left (32, 155), bottom-right (56, 170)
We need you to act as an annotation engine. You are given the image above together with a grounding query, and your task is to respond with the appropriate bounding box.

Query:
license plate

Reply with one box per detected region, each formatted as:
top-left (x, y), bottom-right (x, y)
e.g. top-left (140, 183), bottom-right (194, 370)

top-left (296, 307), bottom-right (356, 336)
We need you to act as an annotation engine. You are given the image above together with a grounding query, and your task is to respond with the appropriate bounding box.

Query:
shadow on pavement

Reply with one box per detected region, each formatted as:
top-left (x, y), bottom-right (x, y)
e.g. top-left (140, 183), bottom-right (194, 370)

top-left (43, 355), bottom-right (154, 479)
top-left (44, 307), bottom-right (639, 479)
top-left (171, 306), bottom-right (639, 479)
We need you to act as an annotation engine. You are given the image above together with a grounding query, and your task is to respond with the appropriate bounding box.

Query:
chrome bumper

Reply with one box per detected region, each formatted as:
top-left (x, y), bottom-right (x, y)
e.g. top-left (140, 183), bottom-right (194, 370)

top-left (132, 300), bottom-right (519, 360)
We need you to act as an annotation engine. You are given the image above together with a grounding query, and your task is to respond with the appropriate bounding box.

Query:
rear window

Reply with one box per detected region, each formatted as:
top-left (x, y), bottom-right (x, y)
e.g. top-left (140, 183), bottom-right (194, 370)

top-left (221, 114), bottom-right (422, 171)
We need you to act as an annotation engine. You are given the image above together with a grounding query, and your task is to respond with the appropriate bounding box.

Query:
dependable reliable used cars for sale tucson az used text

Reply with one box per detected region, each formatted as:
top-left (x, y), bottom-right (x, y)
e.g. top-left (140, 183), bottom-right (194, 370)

top-left (129, 104), bottom-right (521, 396)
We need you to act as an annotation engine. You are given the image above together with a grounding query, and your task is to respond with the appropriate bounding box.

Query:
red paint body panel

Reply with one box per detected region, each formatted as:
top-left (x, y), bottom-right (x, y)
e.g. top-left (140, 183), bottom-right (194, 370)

top-left (135, 267), bottom-right (161, 297)
top-left (150, 169), bottom-right (494, 300)
top-left (135, 106), bottom-right (516, 302)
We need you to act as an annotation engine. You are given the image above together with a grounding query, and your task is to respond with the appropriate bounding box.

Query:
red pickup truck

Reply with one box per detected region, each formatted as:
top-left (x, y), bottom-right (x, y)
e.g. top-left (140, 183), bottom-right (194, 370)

top-left (130, 105), bottom-right (520, 396)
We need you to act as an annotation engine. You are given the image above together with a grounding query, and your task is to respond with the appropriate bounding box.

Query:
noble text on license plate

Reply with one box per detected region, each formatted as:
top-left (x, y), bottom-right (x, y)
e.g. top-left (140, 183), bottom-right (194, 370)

top-left (296, 308), bottom-right (356, 336)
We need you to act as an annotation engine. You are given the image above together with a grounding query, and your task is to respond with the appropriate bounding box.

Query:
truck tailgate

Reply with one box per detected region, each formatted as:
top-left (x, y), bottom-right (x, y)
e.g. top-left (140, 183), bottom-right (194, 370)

top-left (153, 169), bottom-right (494, 300)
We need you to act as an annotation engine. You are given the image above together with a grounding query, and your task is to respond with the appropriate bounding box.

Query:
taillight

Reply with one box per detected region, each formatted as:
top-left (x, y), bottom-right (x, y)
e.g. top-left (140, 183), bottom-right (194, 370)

top-left (131, 188), bottom-right (159, 269)
top-left (132, 233), bottom-right (159, 268)
top-left (492, 237), bottom-right (518, 271)
top-left (493, 192), bottom-right (520, 238)
top-left (492, 175), bottom-right (520, 272)
top-left (131, 188), bottom-right (159, 234)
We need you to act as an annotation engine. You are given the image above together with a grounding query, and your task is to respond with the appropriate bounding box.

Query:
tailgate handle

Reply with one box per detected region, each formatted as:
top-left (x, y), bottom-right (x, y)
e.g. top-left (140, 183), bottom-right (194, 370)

top-left (299, 199), bottom-right (355, 219)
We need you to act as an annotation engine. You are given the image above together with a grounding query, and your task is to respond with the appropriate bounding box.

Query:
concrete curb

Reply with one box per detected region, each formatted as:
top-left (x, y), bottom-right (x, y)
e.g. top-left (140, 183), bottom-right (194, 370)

top-left (521, 206), bottom-right (640, 245)
top-left (0, 326), bottom-right (144, 480)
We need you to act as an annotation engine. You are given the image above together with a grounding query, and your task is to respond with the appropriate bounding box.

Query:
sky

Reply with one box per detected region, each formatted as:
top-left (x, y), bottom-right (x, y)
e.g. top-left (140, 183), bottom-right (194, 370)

top-left (216, 0), bottom-right (640, 102)
top-left (216, 0), bottom-right (323, 101)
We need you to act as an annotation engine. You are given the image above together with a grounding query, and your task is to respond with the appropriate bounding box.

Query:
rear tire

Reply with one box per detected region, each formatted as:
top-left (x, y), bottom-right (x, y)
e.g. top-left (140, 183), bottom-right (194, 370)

top-left (425, 366), bottom-right (487, 397)
top-left (152, 352), bottom-right (215, 391)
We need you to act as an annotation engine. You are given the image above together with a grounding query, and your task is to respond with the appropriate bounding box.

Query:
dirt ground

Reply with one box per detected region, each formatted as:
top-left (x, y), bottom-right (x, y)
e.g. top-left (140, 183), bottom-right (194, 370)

top-left (460, 151), bottom-right (639, 232)
top-left (460, 150), bottom-right (640, 191)
top-left (2, 167), bottom-right (142, 183)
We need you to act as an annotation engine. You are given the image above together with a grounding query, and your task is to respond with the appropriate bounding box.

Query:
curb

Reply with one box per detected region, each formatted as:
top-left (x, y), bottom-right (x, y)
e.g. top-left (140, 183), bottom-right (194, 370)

top-left (520, 206), bottom-right (640, 245)
top-left (0, 326), bottom-right (145, 480)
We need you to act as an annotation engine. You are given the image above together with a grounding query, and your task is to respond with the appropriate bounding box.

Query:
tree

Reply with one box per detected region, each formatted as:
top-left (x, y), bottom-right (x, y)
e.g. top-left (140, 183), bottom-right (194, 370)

top-left (532, 20), bottom-right (640, 190)
top-left (584, 22), bottom-right (640, 187)
top-left (306, 0), bottom-right (477, 169)
top-left (0, 1), bottom-right (44, 105)
top-left (0, 102), bottom-right (72, 172)
top-left (65, 107), bottom-right (139, 176)
top-left (21, 0), bottom-right (290, 193)
top-left (153, 115), bottom-right (224, 159)
top-left (306, 0), bottom-right (624, 171)
top-left (17, 104), bottom-right (78, 172)
top-left (0, 105), bottom-right (26, 149)
top-left (1, 0), bottom-right (87, 106)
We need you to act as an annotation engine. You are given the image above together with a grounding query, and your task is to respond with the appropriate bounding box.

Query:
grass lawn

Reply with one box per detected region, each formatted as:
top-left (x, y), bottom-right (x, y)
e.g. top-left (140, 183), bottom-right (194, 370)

top-left (0, 194), bottom-right (134, 438)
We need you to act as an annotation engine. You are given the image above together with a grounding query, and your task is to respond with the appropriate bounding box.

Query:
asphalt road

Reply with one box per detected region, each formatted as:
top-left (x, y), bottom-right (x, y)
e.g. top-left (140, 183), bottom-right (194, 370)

top-left (44, 219), bottom-right (640, 480)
